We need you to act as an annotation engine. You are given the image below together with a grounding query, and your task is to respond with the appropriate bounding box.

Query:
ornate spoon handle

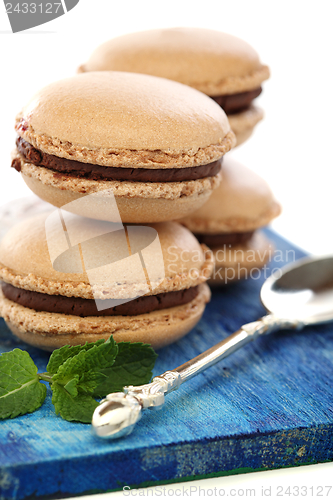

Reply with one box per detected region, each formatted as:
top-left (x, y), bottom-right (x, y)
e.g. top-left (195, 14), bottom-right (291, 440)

top-left (92, 315), bottom-right (301, 439)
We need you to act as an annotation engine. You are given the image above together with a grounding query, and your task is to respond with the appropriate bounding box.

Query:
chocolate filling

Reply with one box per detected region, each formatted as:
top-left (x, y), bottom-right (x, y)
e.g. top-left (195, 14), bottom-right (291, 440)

top-left (1, 282), bottom-right (199, 317)
top-left (12, 137), bottom-right (222, 182)
top-left (195, 231), bottom-right (254, 247)
top-left (211, 87), bottom-right (262, 114)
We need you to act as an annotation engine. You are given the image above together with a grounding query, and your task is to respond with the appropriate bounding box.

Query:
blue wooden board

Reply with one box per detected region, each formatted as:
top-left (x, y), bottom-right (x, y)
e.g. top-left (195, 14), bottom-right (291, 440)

top-left (1, 229), bottom-right (333, 500)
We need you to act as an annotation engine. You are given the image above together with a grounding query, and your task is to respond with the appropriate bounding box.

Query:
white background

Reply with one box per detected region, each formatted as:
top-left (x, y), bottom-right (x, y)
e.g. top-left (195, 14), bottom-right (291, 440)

top-left (1, 0), bottom-right (333, 498)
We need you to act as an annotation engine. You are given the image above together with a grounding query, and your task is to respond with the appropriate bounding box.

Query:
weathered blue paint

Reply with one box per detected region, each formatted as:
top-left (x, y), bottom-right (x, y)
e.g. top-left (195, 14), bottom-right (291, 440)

top-left (1, 230), bottom-right (333, 500)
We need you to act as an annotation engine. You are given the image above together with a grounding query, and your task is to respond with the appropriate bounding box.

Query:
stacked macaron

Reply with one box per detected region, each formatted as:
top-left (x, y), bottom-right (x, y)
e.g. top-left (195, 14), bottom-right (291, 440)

top-left (179, 157), bottom-right (281, 284)
top-left (12, 72), bottom-right (235, 223)
top-left (0, 215), bottom-right (213, 351)
top-left (79, 28), bottom-right (270, 146)
top-left (1, 69), bottom-right (235, 350)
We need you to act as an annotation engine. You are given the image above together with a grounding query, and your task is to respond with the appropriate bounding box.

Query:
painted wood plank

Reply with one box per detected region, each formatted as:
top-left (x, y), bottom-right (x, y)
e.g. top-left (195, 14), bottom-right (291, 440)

top-left (1, 229), bottom-right (333, 500)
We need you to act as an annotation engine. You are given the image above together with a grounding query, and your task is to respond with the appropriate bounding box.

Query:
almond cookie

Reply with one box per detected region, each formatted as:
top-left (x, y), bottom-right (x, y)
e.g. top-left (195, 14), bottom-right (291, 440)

top-left (79, 28), bottom-right (269, 146)
top-left (0, 213), bottom-right (213, 350)
top-left (12, 72), bottom-right (235, 223)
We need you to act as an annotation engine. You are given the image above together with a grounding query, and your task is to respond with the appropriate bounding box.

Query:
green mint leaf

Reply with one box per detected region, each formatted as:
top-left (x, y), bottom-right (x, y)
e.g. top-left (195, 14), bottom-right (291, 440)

top-left (51, 382), bottom-right (98, 423)
top-left (93, 342), bottom-right (158, 398)
top-left (0, 349), bottom-right (47, 419)
top-left (46, 339), bottom-right (106, 374)
top-left (53, 337), bottom-right (118, 394)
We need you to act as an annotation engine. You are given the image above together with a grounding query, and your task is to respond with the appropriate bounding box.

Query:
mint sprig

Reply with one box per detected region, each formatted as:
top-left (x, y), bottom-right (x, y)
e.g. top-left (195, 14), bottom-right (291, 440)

top-left (0, 337), bottom-right (157, 423)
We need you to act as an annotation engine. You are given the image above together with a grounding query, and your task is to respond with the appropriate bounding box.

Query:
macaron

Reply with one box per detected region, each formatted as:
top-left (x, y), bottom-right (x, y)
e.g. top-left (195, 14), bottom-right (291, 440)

top-left (79, 28), bottom-right (269, 146)
top-left (178, 157), bottom-right (281, 284)
top-left (0, 213), bottom-right (213, 351)
top-left (12, 72), bottom-right (235, 223)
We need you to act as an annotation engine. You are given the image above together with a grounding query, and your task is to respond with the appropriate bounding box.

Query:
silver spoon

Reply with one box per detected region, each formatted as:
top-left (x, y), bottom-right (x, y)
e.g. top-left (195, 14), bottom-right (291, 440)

top-left (92, 254), bottom-right (333, 439)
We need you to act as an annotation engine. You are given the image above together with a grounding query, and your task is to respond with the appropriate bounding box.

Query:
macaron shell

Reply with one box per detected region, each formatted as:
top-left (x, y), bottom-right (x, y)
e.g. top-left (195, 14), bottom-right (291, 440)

top-left (228, 106), bottom-right (264, 147)
top-left (20, 163), bottom-right (220, 223)
top-left (0, 214), bottom-right (214, 299)
top-left (178, 157), bottom-right (281, 233)
top-left (209, 231), bottom-right (273, 285)
top-left (0, 283), bottom-right (210, 351)
top-left (80, 28), bottom-right (269, 95)
top-left (21, 173), bottom-right (215, 223)
top-left (16, 72), bottom-right (232, 163)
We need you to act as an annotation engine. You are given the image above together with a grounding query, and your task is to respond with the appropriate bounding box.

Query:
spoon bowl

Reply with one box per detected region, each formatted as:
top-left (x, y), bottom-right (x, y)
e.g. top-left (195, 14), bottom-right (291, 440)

top-left (92, 393), bottom-right (142, 439)
top-left (261, 255), bottom-right (333, 325)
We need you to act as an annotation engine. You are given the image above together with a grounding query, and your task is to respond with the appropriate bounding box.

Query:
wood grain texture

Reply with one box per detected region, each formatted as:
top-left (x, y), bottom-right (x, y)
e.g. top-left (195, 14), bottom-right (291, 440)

top-left (1, 229), bottom-right (333, 500)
